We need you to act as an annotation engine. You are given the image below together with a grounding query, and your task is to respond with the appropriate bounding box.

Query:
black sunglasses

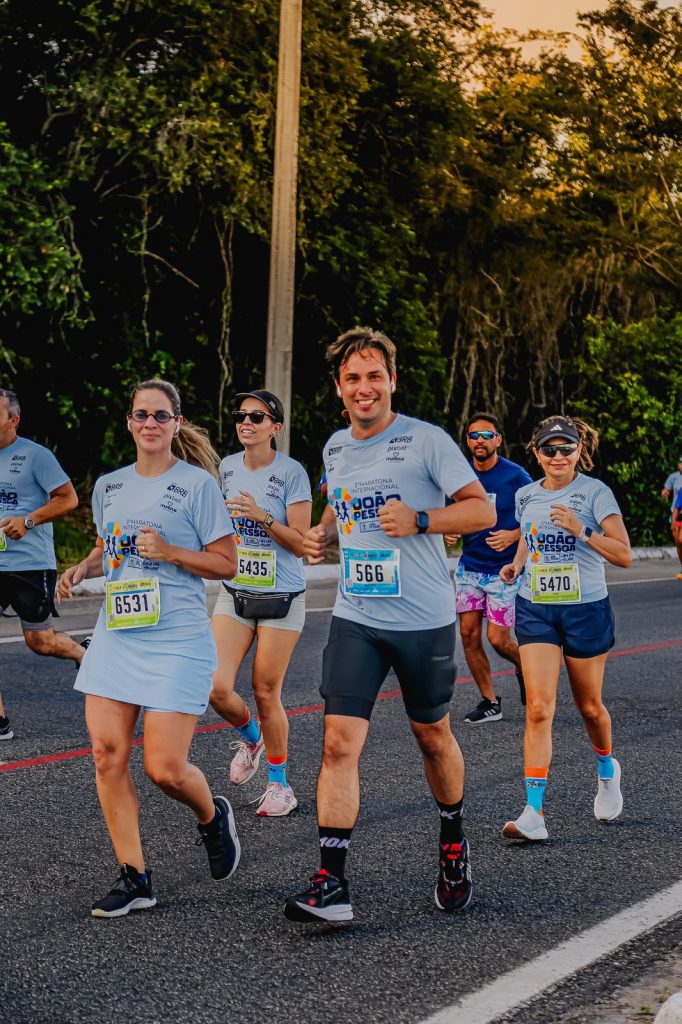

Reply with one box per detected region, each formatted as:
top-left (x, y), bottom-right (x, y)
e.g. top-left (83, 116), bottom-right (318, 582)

top-left (129, 409), bottom-right (178, 424)
top-left (467, 430), bottom-right (498, 441)
top-left (538, 443), bottom-right (578, 457)
top-left (232, 410), bottom-right (275, 424)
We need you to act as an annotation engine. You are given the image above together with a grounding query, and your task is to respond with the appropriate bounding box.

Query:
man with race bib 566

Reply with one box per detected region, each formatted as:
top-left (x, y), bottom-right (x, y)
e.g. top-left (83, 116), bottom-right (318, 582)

top-left (284, 327), bottom-right (495, 923)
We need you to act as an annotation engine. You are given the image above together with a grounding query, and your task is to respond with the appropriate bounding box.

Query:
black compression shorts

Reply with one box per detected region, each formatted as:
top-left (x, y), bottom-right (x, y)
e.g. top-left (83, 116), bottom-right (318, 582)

top-left (320, 615), bottom-right (457, 724)
top-left (0, 570), bottom-right (58, 631)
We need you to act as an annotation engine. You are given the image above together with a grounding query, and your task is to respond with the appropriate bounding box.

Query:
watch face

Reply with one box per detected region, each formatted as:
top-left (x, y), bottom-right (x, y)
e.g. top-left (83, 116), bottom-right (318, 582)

top-left (24, 517), bottom-right (35, 530)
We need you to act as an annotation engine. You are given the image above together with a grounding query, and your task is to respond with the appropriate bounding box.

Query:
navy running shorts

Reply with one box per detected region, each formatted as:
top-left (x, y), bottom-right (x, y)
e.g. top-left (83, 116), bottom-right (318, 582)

top-left (514, 594), bottom-right (615, 659)
top-left (0, 570), bottom-right (58, 631)
top-left (320, 615), bottom-right (457, 724)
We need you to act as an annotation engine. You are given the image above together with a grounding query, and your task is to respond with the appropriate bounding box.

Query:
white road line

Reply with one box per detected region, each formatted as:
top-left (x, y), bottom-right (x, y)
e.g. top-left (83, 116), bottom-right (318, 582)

top-left (608, 576), bottom-right (678, 586)
top-left (421, 879), bottom-right (682, 1024)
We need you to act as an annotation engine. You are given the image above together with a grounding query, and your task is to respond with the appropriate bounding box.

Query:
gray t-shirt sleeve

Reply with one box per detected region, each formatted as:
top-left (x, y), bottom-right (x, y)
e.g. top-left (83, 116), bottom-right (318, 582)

top-left (192, 473), bottom-right (234, 547)
top-left (286, 462), bottom-right (313, 505)
top-left (592, 481), bottom-right (621, 525)
top-left (33, 447), bottom-right (70, 494)
top-left (664, 473), bottom-right (676, 490)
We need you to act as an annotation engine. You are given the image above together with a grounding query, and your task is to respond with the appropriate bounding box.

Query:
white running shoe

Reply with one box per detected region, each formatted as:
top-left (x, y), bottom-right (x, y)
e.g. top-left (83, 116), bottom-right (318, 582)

top-left (594, 758), bottom-right (623, 821)
top-left (254, 782), bottom-right (298, 817)
top-left (502, 805), bottom-right (548, 841)
top-left (229, 736), bottom-right (265, 786)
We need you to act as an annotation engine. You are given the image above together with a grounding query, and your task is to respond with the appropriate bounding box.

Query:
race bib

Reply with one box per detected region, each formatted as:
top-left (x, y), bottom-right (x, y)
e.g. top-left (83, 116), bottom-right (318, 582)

top-left (531, 563), bottom-right (581, 603)
top-left (106, 577), bottom-right (161, 630)
top-left (0, 530), bottom-right (6, 552)
top-left (342, 548), bottom-right (401, 597)
top-left (233, 547), bottom-right (276, 589)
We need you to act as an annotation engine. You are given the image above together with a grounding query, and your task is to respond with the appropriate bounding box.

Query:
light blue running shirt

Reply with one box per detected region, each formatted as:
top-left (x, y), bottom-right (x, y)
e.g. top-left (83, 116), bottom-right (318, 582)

top-left (0, 437), bottom-right (70, 570)
top-left (87, 460), bottom-right (233, 641)
top-left (219, 451), bottom-right (312, 593)
top-left (515, 473), bottom-right (622, 604)
top-left (324, 414), bottom-right (476, 631)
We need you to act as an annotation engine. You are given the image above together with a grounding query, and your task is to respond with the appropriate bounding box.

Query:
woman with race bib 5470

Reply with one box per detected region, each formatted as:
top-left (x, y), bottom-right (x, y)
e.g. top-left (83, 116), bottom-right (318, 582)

top-left (499, 415), bottom-right (632, 843)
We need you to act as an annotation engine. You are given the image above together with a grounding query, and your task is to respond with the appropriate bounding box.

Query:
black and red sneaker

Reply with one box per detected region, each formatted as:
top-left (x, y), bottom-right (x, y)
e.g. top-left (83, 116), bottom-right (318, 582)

top-left (284, 869), bottom-right (353, 923)
top-left (435, 837), bottom-right (473, 913)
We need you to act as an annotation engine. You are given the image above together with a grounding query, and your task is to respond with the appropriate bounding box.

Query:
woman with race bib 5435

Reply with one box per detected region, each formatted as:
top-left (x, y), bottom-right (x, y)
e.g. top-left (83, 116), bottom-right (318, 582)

top-left (209, 390), bottom-right (312, 817)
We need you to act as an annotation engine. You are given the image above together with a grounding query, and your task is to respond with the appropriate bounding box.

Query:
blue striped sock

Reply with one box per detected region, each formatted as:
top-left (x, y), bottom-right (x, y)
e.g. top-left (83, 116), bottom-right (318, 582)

top-left (234, 712), bottom-right (260, 746)
top-left (595, 746), bottom-right (614, 779)
top-left (268, 756), bottom-right (287, 785)
top-left (525, 767), bottom-right (548, 814)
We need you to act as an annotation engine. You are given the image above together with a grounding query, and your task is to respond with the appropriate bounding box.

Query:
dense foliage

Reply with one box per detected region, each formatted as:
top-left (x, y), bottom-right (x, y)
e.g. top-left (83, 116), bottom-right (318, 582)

top-left (0, 0), bottom-right (680, 542)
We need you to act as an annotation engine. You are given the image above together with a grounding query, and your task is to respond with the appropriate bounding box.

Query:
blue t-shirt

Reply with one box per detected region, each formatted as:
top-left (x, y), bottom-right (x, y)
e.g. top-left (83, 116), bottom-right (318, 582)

top-left (460, 456), bottom-right (533, 573)
top-left (219, 451), bottom-right (312, 593)
top-left (673, 488), bottom-right (682, 512)
top-left (0, 436), bottom-right (70, 571)
top-left (515, 473), bottom-right (622, 603)
top-left (89, 460), bottom-right (233, 641)
top-left (324, 414), bottom-right (476, 631)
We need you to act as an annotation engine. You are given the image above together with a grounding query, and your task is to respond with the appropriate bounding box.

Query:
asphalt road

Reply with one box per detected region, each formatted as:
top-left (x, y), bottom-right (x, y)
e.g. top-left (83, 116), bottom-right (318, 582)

top-left (0, 565), bottom-right (680, 1024)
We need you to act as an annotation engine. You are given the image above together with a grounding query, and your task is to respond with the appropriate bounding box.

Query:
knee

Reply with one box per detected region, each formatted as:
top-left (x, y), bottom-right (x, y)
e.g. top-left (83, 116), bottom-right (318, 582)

top-left (322, 729), bottom-right (361, 768)
top-left (252, 677), bottom-right (281, 711)
top-left (459, 625), bottom-right (481, 648)
top-left (411, 720), bottom-right (452, 760)
top-left (24, 631), bottom-right (52, 656)
top-left (576, 699), bottom-right (604, 724)
top-left (91, 738), bottom-right (128, 778)
top-left (145, 759), bottom-right (184, 792)
top-left (526, 700), bottom-right (555, 727)
top-left (209, 674), bottom-right (235, 707)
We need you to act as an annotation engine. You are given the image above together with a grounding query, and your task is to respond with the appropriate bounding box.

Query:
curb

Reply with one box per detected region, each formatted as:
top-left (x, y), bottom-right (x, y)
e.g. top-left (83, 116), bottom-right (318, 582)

top-left (655, 993), bottom-right (682, 1023)
top-left (69, 547), bottom-right (678, 596)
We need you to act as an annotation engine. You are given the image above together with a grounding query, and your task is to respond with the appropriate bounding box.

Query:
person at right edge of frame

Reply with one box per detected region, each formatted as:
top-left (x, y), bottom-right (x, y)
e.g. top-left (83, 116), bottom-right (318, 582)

top-left (499, 415), bottom-right (632, 843)
top-left (284, 327), bottom-right (495, 924)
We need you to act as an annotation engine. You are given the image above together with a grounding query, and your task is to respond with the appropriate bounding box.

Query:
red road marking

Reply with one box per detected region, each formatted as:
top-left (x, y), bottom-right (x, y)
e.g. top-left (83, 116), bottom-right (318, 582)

top-left (1, 638), bottom-right (680, 775)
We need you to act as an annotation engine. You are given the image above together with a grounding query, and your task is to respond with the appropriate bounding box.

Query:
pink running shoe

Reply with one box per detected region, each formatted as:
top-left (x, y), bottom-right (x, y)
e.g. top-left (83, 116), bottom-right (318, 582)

top-left (229, 736), bottom-right (265, 786)
top-left (254, 782), bottom-right (298, 817)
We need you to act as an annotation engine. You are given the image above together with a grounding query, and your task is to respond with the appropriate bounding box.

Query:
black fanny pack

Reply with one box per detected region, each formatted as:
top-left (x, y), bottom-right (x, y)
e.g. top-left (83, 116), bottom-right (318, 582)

top-left (223, 584), bottom-right (304, 620)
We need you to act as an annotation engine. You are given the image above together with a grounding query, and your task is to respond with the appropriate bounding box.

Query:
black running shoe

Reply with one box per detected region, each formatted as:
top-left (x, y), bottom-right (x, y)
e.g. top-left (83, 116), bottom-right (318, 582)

top-left (463, 697), bottom-right (502, 724)
top-left (91, 864), bottom-right (156, 918)
top-left (80, 635), bottom-right (93, 651)
top-left (516, 670), bottom-right (527, 706)
top-left (284, 869), bottom-right (353, 923)
top-left (435, 837), bottom-right (473, 912)
top-left (0, 716), bottom-right (13, 740)
top-left (196, 795), bottom-right (241, 881)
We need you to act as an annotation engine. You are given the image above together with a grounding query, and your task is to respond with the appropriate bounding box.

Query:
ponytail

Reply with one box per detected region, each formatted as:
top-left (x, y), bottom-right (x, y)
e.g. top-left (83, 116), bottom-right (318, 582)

top-left (172, 421), bottom-right (220, 480)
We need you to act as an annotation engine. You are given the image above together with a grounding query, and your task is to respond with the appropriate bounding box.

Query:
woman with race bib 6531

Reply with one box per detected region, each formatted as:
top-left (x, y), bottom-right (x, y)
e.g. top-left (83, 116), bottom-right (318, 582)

top-left (59, 379), bottom-right (241, 917)
top-left (209, 390), bottom-right (312, 817)
top-left (499, 416), bottom-right (632, 843)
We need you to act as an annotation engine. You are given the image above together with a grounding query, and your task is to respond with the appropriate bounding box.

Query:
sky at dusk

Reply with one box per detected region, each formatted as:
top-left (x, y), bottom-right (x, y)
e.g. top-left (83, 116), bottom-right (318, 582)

top-left (484, 1), bottom-right (609, 33)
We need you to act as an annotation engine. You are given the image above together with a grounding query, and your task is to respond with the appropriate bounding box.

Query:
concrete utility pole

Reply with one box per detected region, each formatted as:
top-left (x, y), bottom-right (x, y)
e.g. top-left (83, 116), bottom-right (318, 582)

top-left (265, 0), bottom-right (302, 455)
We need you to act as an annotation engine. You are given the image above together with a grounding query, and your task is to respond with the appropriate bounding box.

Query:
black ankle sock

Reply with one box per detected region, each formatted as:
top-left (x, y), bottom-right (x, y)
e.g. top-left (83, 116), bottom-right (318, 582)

top-left (0, 715), bottom-right (9, 727)
top-left (437, 797), bottom-right (464, 845)
top-left (318, 826), bottom-right (353, 881)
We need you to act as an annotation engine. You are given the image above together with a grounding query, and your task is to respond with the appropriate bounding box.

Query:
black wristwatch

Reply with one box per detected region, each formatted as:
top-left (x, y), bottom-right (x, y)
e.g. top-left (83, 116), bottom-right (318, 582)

top-left (23, 517), bottom-right (36, 530)
top-left (416, 511), bottom-right (430, 535)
